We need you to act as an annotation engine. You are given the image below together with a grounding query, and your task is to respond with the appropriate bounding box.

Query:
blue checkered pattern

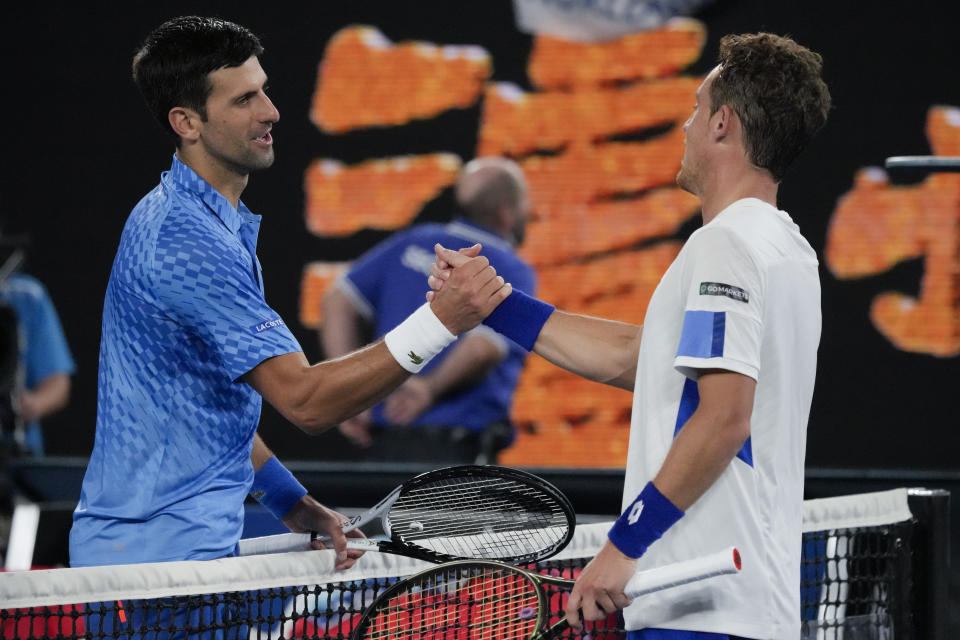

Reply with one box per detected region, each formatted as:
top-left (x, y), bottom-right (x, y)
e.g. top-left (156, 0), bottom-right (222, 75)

top-left (70, 156), bottom-right (302, 567)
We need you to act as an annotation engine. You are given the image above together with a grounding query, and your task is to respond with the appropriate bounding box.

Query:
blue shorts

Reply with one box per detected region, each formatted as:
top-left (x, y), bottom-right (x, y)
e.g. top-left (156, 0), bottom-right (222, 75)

top-left (628, 630), bottom-right (751, 640)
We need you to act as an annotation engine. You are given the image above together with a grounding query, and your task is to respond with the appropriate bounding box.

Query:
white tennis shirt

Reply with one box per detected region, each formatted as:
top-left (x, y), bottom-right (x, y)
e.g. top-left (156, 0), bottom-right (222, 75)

top-left (622, 198), bottom-right (820, 639)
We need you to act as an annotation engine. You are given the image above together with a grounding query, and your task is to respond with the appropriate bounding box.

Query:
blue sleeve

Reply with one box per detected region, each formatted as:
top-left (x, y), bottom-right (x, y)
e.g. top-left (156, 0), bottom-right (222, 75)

top-left (21, 282), bottom-right (75, 388)
top-left (343, 233), bottom-right (405, 315)
top-left (152, 225), bottom-right (302, 381)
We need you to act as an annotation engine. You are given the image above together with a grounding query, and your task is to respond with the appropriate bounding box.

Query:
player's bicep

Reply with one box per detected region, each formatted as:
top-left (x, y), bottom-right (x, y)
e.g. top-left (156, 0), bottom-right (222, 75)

top-left (243, 352), bottom-right (313, 419)
top-left (696, 368), bottom-right (756, 430)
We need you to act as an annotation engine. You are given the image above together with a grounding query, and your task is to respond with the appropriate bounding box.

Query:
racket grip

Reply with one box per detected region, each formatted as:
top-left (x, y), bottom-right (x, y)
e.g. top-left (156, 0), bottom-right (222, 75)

top-left (237, 533), bottom-right (379, 556)
top-left (236, 533), bottom-right (313, 556)
top-left (624, 547), bottom-right (741, 598)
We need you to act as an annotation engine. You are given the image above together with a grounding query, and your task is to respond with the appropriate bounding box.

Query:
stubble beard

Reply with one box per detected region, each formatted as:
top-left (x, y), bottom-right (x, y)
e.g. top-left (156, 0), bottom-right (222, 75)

top-left (223, 145), bottom-right (276, 177)
top-left (676, 164), bottom-right (696, 195)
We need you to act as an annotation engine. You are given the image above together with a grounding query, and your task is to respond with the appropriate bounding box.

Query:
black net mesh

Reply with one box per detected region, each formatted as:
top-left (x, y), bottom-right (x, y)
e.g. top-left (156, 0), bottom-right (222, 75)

top-left (0, 509), bottom-right (929, 640)
top-left (800, 521), bottom-right (912, 640)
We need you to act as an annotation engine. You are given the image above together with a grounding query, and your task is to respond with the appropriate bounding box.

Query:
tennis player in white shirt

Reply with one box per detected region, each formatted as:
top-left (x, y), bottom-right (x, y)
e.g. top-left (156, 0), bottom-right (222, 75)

top-left (428, 32), bottom-right (831, 640)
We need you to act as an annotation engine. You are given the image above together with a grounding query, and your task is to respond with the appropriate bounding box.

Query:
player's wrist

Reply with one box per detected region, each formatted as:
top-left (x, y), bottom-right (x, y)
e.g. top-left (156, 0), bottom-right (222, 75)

top-left (251, 456), bottom-right (308, 520)
top-left (607, 481), bottom-right (684, 559)
top-left (384, 302), bottom-right (456, 373)
top-left (482, 288), bottom-right (554, 351)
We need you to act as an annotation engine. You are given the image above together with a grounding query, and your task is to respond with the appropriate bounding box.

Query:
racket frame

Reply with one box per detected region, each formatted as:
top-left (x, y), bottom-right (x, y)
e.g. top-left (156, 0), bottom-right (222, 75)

top-left (377, 465), bottom-right (575, 563)
top-left (240, 465), bottom-right (576, 564)
top-left (349, 558), bottom-right (560, 640)
top-left (350, 548), bottom-right (743, 640)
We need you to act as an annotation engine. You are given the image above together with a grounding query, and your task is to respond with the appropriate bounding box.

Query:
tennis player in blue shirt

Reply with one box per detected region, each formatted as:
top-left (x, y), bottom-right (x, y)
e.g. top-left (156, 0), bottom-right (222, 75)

top-left (69, 16), bottom-right (510, 571)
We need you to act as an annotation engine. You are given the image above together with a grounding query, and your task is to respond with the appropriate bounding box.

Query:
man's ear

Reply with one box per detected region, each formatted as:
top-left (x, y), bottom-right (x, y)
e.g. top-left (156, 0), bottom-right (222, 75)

top-left (497, 204), bottom-right (513, 232)
top-left (168, 107), bottom-right (202, 143)
top-left (711, 104), bottom-right (734, 142)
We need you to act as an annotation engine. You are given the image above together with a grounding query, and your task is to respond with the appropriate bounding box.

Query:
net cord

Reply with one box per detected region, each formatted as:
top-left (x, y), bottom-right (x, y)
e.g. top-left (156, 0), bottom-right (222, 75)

top-left (801, 488), bottom-right (911, 532)
top-left (0, 489), bottom-right (913, 609)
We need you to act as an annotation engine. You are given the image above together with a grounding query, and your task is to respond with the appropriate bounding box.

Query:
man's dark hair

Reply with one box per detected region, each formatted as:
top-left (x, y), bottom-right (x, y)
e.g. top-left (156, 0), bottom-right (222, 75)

top-left (132, 16), bottom-right (264, 145)
top-left (710, 33), bottom-right (831, 182)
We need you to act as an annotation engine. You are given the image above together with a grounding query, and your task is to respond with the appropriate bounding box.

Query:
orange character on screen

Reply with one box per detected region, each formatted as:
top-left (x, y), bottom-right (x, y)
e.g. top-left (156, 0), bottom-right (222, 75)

top-left (300, 21), bottom-right (713, 467)
top-left (826, 106), bottom-right (960, 357)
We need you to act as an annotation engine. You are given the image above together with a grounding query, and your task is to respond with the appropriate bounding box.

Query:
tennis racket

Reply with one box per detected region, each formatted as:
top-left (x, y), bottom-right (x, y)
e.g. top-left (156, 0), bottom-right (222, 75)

top-left (350, 547), bottom-right (742, 640)
top-left (237, 465), bottom-right (575, 564)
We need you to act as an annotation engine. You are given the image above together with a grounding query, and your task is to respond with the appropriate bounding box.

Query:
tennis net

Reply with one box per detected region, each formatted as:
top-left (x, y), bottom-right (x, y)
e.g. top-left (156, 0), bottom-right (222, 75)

top-left (0, 488), bottom-right (948, 639)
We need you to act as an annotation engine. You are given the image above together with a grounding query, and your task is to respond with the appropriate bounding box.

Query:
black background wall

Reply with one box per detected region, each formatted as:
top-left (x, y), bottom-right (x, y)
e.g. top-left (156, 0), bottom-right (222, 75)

top-left (3, 0), bottom-right (958, 466)
top-left (2, 0), bottom-right (958, 631)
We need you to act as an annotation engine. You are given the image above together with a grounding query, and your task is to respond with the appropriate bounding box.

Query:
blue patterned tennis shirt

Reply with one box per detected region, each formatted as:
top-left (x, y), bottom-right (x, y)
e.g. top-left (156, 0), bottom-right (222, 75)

top-left (70, 155), bottom-right (302, 566)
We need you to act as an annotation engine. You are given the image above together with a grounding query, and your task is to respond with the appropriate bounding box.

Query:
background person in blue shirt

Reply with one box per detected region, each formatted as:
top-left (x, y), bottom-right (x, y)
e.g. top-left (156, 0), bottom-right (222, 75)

top-left (0, 225), bottom-right (75, 458)
top-left (69, 16), bottom-right (510, 570)
top-left (322, 157), bottom-right (535, 464)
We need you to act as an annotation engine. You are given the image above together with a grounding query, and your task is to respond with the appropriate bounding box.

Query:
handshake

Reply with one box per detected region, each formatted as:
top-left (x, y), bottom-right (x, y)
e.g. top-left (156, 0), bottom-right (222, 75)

top-left (423, 242), bottom-right (512, 336)
top-left (383, 242), bottom-right (554, 377)
top-left (427, 244), bottom-right (513, 335)
top-left (426, 243), bottom-right (555, 353)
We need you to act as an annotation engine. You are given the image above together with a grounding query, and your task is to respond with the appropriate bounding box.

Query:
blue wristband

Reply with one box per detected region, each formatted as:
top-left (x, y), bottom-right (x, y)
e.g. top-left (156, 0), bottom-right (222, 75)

top-left (250, 457), bottom-right (308, 520)
top-left (482, 289), bottom-right (555, 351)
top-left (607, 481), bottom-right (685, 559)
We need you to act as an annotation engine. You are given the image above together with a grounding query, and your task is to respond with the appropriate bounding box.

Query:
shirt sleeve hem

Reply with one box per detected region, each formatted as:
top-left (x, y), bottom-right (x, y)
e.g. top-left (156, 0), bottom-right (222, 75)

top-left (674, 355), bottom-right (759, 381)
top-left (231, 345), bottom-right (304, 383)
top-left (335, 276), bottom-right (376, 321)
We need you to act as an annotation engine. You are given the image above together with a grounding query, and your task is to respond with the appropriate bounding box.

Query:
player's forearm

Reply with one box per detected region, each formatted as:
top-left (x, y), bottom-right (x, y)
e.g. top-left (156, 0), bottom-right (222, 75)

top-left (652, 410), bottom-right (749, 510)
top-left (534, 310), bottom-right (642, 390)
top-left (420, 333), bottom-right (504, 397)
top-left (259, 345), bottom-right (410, 434)
top-left (256, 256), bottom-right (508, 432)
top-left (251, 432), bottom-right (275, 470)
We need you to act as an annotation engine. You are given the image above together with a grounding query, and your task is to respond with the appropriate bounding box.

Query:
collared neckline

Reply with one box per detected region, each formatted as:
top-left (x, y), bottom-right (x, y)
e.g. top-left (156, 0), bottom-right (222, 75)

top-left (165, 154), bottom-right (260, 234)
top-left (445, 216), bottom-right (512, 251)
top-left (709, 197), bottom-right (794, 226)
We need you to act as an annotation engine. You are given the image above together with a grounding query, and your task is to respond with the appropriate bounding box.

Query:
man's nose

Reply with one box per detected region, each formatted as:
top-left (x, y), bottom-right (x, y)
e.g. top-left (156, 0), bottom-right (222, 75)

top-left (261, 94), bottom-right (280, 123)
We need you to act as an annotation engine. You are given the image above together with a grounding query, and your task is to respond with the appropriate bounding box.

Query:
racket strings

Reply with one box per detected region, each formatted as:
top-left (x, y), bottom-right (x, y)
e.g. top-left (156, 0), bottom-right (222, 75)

top-left (389, 477), bottom-right (570, 560)
top-left (360, 566), bottom-right (543, 640)
top-left (395, 478), bottom-right (566, 524)
top-left (413, 528), bottom-right (564, 562)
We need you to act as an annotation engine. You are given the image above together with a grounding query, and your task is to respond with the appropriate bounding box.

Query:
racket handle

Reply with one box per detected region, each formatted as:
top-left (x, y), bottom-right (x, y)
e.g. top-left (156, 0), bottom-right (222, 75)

top-left (624, 547), bottom-right (741, 598)
top-left (236, 533), bottom-right (313, 556)
top-left (236, 533), bottom-right (380, 556)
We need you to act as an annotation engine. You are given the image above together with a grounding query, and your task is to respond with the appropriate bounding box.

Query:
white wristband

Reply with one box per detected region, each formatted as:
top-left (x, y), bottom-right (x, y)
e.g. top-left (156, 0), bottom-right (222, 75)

top-left (384, 302), bottom-right (457, 373)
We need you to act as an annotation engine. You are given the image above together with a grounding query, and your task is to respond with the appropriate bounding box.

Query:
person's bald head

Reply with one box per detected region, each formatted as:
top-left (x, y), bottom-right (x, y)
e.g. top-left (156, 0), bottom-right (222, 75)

top-left (455, 157), bottom-right (529, 246)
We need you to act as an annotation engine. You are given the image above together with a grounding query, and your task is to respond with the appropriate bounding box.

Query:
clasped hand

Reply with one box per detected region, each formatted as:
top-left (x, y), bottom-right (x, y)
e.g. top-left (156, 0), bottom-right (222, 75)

top-left (426, 243), bottom-right (512, 334)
